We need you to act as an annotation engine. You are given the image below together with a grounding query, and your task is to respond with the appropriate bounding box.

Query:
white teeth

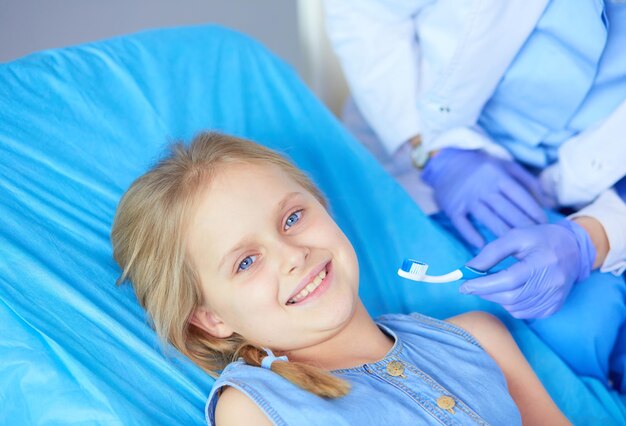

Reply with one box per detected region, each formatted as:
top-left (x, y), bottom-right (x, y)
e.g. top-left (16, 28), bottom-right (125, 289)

top-left (288, 268), bottom-right (327, 304)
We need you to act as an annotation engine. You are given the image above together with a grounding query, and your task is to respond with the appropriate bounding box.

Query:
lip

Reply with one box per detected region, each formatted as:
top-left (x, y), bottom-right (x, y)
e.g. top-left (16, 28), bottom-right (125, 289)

top-left (286, 260), bottom-right (331, 305)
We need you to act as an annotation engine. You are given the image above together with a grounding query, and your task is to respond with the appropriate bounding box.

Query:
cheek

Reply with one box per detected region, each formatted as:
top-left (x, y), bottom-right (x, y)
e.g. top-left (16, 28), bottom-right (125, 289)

top-left (335, 233), bottom-right (360, 286)
top-left (229, 299), bottom-right (289, 347)
top-left (315, 221), bottom-right (359, 283)
top-left (330, 225), bottom-right (358, 266)
top-left (313, 215), bottom-right (350, 244)
top-left (221, 277), bottom-right (279, 326)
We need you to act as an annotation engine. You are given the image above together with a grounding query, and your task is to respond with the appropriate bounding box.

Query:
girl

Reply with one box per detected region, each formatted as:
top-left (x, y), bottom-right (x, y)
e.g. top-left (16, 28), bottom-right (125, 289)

top-left (111, 132), bottom-right (568, 425)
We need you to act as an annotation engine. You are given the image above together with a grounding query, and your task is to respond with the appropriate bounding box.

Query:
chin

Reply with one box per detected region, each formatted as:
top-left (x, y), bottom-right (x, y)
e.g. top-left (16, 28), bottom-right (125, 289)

top-left (324, 291), bottom-right (358, 328)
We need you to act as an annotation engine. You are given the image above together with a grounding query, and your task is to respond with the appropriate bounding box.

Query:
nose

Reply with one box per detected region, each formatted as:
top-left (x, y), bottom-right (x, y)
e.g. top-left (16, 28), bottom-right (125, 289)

top-left (278, 239), bottom-right (310, 275)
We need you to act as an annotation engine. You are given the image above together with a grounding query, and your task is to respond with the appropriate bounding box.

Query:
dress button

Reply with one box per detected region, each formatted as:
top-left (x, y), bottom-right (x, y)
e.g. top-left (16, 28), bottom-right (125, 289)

top-left (437, 395), bottom-right (456, 414)
top-left (386, 361), bottom-right (406, 378)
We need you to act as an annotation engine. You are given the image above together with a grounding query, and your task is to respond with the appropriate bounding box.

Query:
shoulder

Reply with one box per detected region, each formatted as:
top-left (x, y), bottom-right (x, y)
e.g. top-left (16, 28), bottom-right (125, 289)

top-left (378, 312), bottom-right (489, 351)
top-left (206, 361), bottom-right (283, 426)
top-left (445, 314), bottom-right (569, 423)
top-left (445, 311), bottom-right (519, 371)
top-left (446, 311), bottom-right (507, 338)
top-left (215, 386), bottom-right (273, 426)
top-left (445, 311), bottom-right (510, 350)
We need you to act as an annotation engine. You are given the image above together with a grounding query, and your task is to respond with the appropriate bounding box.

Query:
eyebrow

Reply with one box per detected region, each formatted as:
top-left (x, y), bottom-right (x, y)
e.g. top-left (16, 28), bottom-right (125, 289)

top-left (217, 191), bottom-right (302, 271)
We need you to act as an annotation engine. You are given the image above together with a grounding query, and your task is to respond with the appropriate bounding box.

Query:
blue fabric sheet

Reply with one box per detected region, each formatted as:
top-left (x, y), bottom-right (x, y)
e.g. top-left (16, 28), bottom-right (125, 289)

top-left (0, 25), bottom-right (625, 424)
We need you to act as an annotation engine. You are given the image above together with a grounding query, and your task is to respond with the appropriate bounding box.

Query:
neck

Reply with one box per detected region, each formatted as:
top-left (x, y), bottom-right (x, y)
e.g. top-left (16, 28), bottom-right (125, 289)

top-left (285, 301), bottom-right (394, 371)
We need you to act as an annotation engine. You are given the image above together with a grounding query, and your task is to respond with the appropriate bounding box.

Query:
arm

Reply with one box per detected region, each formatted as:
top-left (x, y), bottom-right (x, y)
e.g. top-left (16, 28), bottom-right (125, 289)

top-left (324, 1), bottom-right (548, 157)
top-left (447, 312), bottom-right (570, 426)
top-left (540, 98), bottom-right (626, 207)
top-left (323, 0), bottom-right (431, 153)
top-left (215, 386), bottom-right (273, 426)
top-left (570, 188), bottom-right (626, 275)
top-left (324, 1), bottom-right (517, 157)
top-left (572, 216), bottom-right (609, 269)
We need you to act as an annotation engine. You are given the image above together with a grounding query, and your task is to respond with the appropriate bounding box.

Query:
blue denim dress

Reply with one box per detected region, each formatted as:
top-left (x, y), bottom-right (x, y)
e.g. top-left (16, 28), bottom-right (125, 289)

top-left (205, 313), bottom-right (521, 425)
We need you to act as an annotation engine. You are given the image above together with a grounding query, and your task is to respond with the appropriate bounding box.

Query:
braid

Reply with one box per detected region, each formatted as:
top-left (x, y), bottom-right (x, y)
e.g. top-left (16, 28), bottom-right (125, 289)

top-left (236, 344), bottom-right (350, 399)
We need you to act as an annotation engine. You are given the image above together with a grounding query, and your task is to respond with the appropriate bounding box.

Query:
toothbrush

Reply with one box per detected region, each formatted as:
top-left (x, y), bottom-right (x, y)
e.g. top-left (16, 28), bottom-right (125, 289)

top-left (397, 258), bottom-right (486, 283)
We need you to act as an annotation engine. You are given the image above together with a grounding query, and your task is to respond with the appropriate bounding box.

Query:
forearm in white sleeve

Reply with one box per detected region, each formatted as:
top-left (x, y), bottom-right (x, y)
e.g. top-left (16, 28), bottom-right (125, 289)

top-left (324, 0), bottom-right (433, 154)
top-left (427, 125), bottom-right (512, 159)
top-left (569, 189), bottom-right (626, 276)
top-left (541, 98), bottom-right (626, 206)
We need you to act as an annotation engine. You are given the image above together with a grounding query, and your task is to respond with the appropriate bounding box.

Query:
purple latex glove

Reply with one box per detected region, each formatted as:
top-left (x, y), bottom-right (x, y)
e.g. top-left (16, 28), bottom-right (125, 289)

top-left (460, 220), bottom-right (596, 319)
top-left (422, 148), bottom-right (548, 247)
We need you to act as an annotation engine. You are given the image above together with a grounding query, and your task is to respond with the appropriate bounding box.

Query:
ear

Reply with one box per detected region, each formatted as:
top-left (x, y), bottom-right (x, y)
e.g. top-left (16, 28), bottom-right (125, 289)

top-left (190, 306), bottom-right (234, 339)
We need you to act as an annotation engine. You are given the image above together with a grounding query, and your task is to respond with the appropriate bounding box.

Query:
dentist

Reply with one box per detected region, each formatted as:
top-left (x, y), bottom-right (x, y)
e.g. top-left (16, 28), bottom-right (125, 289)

top-left (324, 0), bottom-right (626, 321)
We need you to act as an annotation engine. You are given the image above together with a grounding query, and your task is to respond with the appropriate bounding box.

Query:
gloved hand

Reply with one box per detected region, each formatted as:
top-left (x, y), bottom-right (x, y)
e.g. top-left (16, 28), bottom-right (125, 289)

top-left (460, 220), bottom-right (596, 319)
top-left (422, 148), bottom-right (548, 248)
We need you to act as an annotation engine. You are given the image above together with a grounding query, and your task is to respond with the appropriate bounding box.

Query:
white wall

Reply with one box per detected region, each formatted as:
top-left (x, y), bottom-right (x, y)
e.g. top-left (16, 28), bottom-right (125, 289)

top-left (297, 0), bottom-right (348, 116)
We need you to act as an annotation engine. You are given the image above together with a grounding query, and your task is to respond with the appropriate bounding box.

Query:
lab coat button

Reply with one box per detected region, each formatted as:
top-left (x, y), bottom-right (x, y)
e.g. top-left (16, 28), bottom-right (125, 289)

top-left (591, 159), bottom-right (603, 170)
top-left (439, 106), bottom-right (451, 113)
top-left (437, 395), bottom-right (456, 414)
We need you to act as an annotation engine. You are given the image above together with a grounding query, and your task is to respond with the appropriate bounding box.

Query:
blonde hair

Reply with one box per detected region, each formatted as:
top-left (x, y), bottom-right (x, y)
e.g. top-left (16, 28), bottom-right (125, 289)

top-left (111, 132), bottom-right (349, 398)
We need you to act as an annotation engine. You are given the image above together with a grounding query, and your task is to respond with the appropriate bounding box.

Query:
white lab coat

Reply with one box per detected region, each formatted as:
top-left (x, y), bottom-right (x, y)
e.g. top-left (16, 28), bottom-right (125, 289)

top-left (324, 0), bottom-right (626, 274)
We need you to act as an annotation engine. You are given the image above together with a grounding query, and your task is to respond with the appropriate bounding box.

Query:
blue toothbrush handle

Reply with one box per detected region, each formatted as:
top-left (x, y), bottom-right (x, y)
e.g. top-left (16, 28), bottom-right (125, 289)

top-left (460, 266), bottom-right (486, 280)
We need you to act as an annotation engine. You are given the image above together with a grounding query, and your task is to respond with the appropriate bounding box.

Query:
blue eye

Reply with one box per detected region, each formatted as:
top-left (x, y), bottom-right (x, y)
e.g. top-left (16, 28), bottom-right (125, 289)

top-left (237, 255), bottom-right (257, 272)
top-left (284, 210), bottom-right (302, 230)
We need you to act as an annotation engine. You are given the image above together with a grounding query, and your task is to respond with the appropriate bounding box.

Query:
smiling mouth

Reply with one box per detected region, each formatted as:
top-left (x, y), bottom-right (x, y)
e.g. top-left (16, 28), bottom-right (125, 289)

top-left (286, 265), bottom-right (328, 305)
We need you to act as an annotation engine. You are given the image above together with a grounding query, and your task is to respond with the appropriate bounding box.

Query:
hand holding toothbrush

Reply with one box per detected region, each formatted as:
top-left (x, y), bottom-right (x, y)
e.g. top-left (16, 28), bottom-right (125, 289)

top-left (460, 220), bottom-right (596, 319)
top-left (422, 148), bottom-right (549, 248)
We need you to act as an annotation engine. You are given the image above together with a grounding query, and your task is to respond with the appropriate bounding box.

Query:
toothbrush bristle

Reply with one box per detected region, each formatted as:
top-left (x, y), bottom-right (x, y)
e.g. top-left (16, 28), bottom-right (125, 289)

top-left (410, 263), bottom-right (426, 275)
top-left (401, 259), bottom-right (428, 276)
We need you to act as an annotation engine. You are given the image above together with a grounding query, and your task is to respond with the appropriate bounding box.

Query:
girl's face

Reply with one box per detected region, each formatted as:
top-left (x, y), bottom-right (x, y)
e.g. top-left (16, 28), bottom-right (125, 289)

top-left (187, 162), bottom-right (359, 352)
